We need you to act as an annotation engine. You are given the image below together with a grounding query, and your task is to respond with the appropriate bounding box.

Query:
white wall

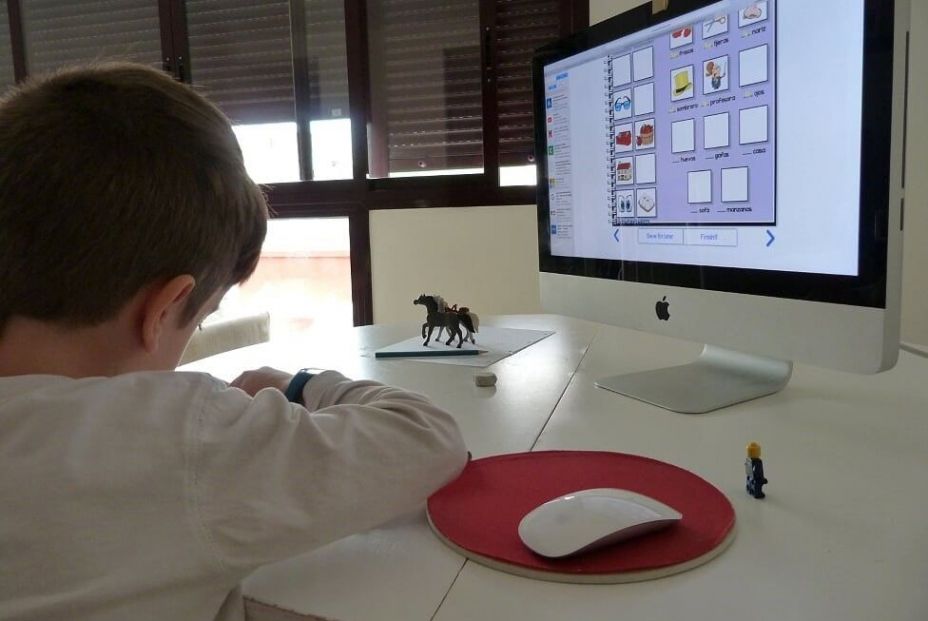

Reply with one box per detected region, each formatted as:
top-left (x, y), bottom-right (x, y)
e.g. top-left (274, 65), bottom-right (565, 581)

top-left (371, 205), bottom-right (542, 324)
top-left (369, 0), bottom-right (928, 344)
top-left (590, 0), bottom-right (644, 24)
top-left (901, 0), bottom-right (928, 344)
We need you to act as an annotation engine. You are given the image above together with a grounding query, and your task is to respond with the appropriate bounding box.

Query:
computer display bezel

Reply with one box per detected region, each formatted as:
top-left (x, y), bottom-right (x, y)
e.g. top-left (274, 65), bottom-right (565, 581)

top-left (534, 0), bottom-right (897, 309)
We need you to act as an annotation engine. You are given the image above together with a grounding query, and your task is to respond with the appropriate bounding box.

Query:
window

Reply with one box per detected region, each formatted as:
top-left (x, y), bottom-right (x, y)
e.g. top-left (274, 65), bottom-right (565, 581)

top-left (185, 0), bottom-right (295, 125)
top-left (184, 0), bottom-right (352, 183)
top-left (219, 218), bottom-right (353, 342)
top-left (363, 0), bottom-right (567, 184)
top-left (4, 0), bottom-right (586, 325)
top-left (183, 0), bottom-right (303, 183)
top-left (496, 0), bottom-right (562, 177)
top-left (500, 163), bottom-right (537, 186)
top-left (20, 0), bottom-right (161, 75)
top-left (6, 0), bottom-right (581, 189)
top-left (366, 0), bottom-right (483, 177)
top-left (232, 122), bottom-right (301, 184)
top-left (310, 118), bottom-right (353, 180)
top-left (0, 1), bottom-right (14, 91)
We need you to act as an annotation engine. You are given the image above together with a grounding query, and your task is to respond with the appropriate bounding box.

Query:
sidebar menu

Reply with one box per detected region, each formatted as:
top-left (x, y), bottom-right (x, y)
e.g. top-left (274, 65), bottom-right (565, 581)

top-left (546, 72), bottom-right (574, 256)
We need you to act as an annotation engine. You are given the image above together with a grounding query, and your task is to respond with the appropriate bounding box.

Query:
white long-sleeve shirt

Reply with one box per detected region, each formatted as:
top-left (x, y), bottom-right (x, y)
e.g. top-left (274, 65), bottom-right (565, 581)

top-left (0, 370), bottom-right (467, 620)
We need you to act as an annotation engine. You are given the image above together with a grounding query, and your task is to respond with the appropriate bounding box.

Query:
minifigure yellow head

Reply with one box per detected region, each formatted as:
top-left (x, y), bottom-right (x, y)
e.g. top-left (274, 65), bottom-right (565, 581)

top-left (746, 442), bottom-right (762, 459)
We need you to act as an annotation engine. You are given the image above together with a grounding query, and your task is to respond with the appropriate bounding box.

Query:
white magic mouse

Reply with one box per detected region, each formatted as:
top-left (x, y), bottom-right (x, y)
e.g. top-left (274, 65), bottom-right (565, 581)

top-left (517, 488), bottom-right (682, 558)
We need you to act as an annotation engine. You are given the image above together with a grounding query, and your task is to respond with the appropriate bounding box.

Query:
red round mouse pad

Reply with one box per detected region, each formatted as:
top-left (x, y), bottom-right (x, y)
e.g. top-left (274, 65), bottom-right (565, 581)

top-left (427, 451), bottom-right (735, 583)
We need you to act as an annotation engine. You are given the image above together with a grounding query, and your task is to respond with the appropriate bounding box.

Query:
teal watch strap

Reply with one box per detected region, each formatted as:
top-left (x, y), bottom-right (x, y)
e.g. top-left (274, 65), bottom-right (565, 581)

top-left (284, 368), bottom-right (316, 403)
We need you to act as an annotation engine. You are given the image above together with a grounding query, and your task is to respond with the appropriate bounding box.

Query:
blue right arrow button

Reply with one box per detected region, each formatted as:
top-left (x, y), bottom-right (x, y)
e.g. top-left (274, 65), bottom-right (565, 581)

top-left (766, 230), bottom-right (775, 247)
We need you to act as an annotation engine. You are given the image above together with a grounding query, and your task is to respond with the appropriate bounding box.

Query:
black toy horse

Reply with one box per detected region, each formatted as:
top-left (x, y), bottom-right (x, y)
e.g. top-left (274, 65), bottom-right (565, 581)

top-left (413, 294), bottom-right (475, 348)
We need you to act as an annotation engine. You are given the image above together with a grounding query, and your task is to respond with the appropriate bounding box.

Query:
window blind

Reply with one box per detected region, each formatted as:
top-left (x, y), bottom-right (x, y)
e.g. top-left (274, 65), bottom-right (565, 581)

top-left (0, 1), bottom-right (14, 91)
top-left (367, 0), bottom-right (564, 173)
top-left (186, 0), bottom-right (295, 125)
top-left (20, 0), bottom-right (162, 77)
top-left (367, 0), bottom-right (483, 173)
top-left (303, 0), bottom-right (349, 120)
top-left (495, 0), bottom-right (561, 166)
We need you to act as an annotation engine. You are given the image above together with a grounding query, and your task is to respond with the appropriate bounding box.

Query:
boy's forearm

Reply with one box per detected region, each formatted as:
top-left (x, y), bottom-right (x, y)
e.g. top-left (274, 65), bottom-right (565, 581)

top-left (302, 371), bottom-right (467, 483)
top-left (197, 371), bottom-right (469, 567)
top-left (301, 370), bottom-right (436, 411)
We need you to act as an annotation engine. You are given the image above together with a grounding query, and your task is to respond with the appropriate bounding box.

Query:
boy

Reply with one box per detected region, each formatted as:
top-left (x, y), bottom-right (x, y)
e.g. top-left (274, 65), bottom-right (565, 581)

top-left (0, 63), bottom-right (467, 620)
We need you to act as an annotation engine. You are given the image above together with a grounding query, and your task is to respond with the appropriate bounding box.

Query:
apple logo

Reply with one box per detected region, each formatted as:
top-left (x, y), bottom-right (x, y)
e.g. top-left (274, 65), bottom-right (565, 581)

top-left (655, 296), bottom-right (670, 321)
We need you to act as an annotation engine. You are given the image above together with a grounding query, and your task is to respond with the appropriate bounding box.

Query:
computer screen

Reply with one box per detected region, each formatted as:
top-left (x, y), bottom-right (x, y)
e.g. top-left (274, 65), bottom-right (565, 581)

top-left (534, 0), bottom-right (907, 412)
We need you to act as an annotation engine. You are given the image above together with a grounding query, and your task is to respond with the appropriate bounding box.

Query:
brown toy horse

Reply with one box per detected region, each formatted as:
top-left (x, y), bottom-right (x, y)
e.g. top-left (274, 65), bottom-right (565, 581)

top-left (413, 294), bottom-right (476, 348)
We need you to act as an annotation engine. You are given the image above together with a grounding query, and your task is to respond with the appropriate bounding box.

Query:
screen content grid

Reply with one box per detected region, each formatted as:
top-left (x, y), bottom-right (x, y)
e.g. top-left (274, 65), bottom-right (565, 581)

top-left (544, 0), bottom-right (864, 277)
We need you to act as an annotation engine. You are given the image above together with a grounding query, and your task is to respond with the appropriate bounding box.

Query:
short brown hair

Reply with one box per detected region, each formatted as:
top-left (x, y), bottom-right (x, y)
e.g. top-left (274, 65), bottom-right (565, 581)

top-left (0, 62), bottom-right (267, 332)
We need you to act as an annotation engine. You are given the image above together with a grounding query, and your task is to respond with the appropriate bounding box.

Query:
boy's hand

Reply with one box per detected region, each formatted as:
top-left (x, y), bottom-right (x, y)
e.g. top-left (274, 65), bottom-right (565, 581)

top-left (229, 367), bottom-right (293, 397)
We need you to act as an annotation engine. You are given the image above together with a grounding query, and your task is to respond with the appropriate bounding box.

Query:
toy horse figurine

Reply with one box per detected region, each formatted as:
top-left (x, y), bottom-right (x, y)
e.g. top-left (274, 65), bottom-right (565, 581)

top-left (413, 294), bottom-right (476, 348)
top-left (448, 304), bottom-right (479, 345)
top-left (435, 302), bottom-right (480, 345)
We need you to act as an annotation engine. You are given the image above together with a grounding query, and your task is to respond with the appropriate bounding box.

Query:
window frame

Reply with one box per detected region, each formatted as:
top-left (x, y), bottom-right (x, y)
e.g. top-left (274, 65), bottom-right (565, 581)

top-left (3, 0), bottom-right (588, 326)
top-left (5, 1), bottom-right (26, 81)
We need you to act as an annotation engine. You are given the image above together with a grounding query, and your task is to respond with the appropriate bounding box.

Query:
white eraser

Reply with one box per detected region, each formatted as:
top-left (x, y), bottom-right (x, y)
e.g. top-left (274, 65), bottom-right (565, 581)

top-left (475, 371), bottom-right (497, 387)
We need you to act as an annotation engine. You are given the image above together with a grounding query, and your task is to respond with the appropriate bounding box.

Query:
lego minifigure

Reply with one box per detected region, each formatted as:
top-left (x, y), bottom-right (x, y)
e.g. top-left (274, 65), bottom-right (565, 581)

top-left (745, 442), bottom-right (767, 499)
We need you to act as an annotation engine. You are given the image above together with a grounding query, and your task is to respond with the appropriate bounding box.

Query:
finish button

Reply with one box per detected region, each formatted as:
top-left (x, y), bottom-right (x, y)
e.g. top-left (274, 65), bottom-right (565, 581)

top-left (684, 229), bottom-right (738, 247)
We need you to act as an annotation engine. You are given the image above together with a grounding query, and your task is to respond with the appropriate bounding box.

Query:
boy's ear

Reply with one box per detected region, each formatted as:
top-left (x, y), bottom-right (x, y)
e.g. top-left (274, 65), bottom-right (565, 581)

top-left (140, 275), bottom-right (196, 353)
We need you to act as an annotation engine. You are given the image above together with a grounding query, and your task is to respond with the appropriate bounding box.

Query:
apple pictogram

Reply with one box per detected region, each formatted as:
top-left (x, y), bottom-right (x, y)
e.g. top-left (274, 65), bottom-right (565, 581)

top-left (655, 296), bottom-right (670, 321)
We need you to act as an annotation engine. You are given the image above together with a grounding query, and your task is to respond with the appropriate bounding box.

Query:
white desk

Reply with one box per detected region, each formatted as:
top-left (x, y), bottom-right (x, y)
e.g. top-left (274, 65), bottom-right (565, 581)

top-left (182, 315), bottom-right (928, 621)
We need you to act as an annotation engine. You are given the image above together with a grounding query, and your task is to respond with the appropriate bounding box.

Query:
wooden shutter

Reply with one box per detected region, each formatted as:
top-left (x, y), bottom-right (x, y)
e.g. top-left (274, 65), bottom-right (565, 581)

top-left (366, 0), bottom-right (567, 174)
top-left (0, 1), bottom-right (14, 90)
top-left (185, 0), bottom-right (295, 125)
top-left (495, 0), bottom-right (561, 166)
top-left (367, 0), bottom-right (483, 174)
top-left (19, 0), bottom-right (162, 76)
top-left (303, 0), bottom-right (349, 120)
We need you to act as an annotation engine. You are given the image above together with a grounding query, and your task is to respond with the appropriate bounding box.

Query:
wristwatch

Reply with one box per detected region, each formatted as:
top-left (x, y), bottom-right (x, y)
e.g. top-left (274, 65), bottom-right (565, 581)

top-left (284, 368), bottom-right (323, 404)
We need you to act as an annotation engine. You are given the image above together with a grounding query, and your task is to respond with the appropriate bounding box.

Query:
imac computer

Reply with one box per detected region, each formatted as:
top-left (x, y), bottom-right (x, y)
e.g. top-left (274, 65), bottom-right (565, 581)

top-left (534, 0), bottom-right (909, 413)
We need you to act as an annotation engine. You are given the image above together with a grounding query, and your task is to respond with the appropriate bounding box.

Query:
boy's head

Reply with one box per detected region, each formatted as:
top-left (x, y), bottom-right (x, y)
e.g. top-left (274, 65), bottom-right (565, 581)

top-left (0, 63), bottom-right (268, 366)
